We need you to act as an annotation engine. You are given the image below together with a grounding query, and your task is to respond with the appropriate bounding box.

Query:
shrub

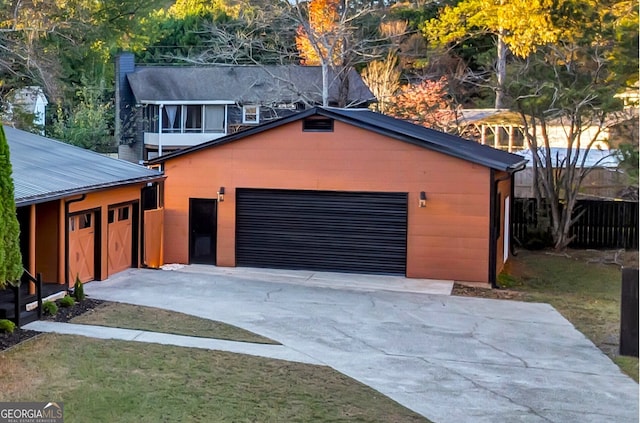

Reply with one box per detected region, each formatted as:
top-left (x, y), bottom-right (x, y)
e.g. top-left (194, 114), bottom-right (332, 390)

top-left (73, 275), bottom-right (85, 301)
top-left (59, 295), bottom-right (75, 308)
top-left (0, 319), bottom-right (16, 333)
top-left (42, 301), bottom-right (58, 316)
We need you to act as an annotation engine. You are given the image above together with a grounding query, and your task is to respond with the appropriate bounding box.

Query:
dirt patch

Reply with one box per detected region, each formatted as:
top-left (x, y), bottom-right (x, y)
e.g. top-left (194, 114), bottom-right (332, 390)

top-left (0, 298), bottom-right (106, 352)
top-left (452, 284), bottom-right (524, 300)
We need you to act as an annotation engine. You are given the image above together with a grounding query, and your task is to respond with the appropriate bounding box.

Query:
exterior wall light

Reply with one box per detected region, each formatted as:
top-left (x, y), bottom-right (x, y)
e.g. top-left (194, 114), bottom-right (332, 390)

top-left (419, 191), bottom-right (427, 208)
top-left (217, 187), bottom-right (225, 202)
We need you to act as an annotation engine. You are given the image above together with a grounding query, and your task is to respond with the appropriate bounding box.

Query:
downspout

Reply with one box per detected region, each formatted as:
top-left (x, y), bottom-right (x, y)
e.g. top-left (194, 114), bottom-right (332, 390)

top-left (64, 194), bottom-right (86, 286)
top-left (489, 171), bottom-right (512, 288)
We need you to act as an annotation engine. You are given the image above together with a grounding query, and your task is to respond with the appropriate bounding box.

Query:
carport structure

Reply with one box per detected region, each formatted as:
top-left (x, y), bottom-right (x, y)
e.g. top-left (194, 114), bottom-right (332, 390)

top-left (5, 126), bottom-right (164, 296)
top-left (150, 107), bottom-right (526, 286)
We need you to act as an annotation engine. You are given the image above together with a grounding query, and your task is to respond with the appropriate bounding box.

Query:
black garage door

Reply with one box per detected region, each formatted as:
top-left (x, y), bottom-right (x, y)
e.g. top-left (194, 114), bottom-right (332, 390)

top-left (236, 189), bottom-right (407, 274)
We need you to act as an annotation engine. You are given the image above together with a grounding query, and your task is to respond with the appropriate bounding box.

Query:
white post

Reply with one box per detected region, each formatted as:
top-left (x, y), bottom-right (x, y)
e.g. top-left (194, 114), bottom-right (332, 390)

top-left (158, 104), bottom-right (164, 157)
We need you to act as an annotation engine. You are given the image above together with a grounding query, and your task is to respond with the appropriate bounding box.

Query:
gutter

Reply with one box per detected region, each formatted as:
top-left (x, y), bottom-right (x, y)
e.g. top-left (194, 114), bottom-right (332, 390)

top-left (15, 175), bottom-right (165, 207)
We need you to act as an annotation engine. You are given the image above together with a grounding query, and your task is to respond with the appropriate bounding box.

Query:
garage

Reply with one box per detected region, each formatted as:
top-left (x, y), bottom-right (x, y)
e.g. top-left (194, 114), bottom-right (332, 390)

top-left (152, 107), bottom-right (527, 285)
top-left (236, 189), bottom-right (408, 274)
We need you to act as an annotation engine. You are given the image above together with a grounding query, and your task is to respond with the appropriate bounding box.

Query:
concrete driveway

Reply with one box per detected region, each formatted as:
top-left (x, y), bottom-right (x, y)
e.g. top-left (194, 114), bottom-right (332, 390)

top-left (84, 265), bottom-right (638, 423)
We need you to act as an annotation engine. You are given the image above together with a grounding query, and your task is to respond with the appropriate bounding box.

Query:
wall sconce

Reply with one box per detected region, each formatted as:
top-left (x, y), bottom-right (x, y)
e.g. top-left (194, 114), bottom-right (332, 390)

top-left (419, 191), bottom-right (427, 208)
top-left (217, 187), bottom-right (225, 202)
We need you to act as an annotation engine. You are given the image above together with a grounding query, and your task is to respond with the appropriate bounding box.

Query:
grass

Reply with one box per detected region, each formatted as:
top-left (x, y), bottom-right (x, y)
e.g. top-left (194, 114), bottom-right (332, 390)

top-left (502, 249), bottom-right (639, 382)
top-left (71, 302), bottom-right (278, 344)
top-left (0, 334), bottom-right (430, 422)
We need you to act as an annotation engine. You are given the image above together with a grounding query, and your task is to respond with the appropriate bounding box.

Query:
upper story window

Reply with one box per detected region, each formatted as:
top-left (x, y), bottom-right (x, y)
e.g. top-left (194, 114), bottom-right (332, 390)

top-left (242, 105), bottom-right (259, 124)
top-left (162, 105), bottom-right (182, 133)
top-left (145, 104), bottom-right (226, 134)
top-left (184, 105), bottom-right (202, 132)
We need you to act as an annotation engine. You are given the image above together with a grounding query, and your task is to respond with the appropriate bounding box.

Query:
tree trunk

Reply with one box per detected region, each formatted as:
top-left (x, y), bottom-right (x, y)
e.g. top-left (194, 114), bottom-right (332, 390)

top-left (495, 33), bottom-right (507, 109)
top-left (321, 61), bottom-right (329, 107)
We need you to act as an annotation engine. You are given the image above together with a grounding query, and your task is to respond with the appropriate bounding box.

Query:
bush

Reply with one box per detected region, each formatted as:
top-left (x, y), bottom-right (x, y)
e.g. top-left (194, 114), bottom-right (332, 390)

top-left (59, 295), bottom-right (75, 308)
top-left (73, 276), bottom-right (85, 301)
top-left (42, 301), bottom-right (58, 316)
top-left (0, 319), bottom-right (16, 333)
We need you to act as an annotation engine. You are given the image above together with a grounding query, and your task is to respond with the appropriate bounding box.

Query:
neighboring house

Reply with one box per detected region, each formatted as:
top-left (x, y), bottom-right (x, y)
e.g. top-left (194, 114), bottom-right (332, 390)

top-left (115, 53), bottom-right (375, 163)
top-left (1, 126), bottom-right (164, 324)
top-left (3, 86), bottom-right (48, 133)
top-left (148, 107), bottom-right (526, 287)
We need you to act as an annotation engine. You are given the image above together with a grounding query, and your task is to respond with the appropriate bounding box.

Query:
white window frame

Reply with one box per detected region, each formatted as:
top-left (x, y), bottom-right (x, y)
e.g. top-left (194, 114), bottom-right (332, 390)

top-left (242, 105), bottom-right (260, 124)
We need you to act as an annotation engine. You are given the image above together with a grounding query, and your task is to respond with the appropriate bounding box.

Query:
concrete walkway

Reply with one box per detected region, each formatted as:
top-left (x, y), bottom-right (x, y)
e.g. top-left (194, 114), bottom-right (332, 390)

top-left (24, 321), bottom-right (322, 365)
top-left (26, 266), bottom-right (640, 423)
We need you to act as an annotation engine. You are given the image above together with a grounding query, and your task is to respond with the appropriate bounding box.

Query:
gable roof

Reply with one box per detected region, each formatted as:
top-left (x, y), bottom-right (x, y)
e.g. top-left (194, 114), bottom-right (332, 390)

top-left (148, 107), bottom-right (527, 172)
top-left (126, 65), bottom-right (375, 106)
top-left (5, 126), bottom-right (163, 206)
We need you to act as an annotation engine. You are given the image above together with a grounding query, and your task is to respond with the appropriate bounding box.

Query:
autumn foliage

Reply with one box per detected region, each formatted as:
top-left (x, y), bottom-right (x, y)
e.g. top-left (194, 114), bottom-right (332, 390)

top-left (295, 0), bottom-right (342, 65)
top-left (386, 77), bottom-right (456, 133)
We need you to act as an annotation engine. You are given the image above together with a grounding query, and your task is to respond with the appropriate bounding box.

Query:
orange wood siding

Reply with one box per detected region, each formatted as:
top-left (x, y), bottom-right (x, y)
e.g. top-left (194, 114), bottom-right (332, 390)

top-left (163, 120), bottom-right (494, 283)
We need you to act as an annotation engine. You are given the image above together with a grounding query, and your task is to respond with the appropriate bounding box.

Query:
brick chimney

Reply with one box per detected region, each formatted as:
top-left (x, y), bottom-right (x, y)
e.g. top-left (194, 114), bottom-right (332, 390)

top-left (114, 52), bottom-right (142, 163)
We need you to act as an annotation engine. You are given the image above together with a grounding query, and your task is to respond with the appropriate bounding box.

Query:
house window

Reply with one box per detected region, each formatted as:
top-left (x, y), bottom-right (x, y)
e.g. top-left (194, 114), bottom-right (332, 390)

top-left (162, 105), bottom-right (181, 133)
top-left (183, 105), bottom-right (202, 132)
top-left (143, 105), bottom-right (159, 132)
top-left (242, 105), bottom-right (259, 124)
top-left (118, 206), bottom-right (130, 221)
top-left (79, 213), bottom-right (92, 229)
top-left (204, 105), bottom-right (225, 132)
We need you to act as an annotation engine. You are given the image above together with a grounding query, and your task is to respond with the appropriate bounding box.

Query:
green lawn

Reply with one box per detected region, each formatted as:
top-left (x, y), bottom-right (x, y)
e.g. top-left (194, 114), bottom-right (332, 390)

top-left (502, 249), bottom-right (639, 381)
top-left (0, 334), bottom-right (429, 422)
top-left (71, 302), bottom-right (278, 344)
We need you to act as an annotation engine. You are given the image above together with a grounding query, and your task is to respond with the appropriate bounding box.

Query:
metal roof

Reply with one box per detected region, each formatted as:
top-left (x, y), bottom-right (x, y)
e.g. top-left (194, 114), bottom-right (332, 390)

top-left (515, 148), bottom-right (620, 168)
top-left (126, 65), bottom-right (375, 106)
top-left (149, 107), bottom-right (527, 173)
top-left (5, 126), bottom-right (163, 206)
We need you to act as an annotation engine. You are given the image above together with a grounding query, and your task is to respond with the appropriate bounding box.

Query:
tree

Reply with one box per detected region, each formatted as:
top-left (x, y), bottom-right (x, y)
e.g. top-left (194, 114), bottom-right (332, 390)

top-left (508, 0), bottom-right (638, 249)
top-left (0, 0), bottom-right (157, 109)
top-left (184, 1), bottom-right (399, 108)
top-left (0, 125), bottom-right (23, 288)
top-left (423, 0), bottom-right (558, 108)
top-left (51, 83), bottom-right (115, 153)
top-left (386, 76), bottom-right (456, 132)
top-left (295, 0), bottom-right (343, 66)
top-left (293, 0), bottom-right (384, 106)
top-left (361, 52), bottom-right (401, 113)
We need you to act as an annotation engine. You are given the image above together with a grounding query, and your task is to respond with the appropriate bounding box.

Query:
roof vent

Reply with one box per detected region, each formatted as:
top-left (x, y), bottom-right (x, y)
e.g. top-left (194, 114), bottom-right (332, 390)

top-left (303, 118), bottom-right (334, 132)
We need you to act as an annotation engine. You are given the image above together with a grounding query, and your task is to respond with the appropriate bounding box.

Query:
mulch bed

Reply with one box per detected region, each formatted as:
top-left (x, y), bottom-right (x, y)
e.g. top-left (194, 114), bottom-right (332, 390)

top-left (0, 297), bottom-right (105, 352)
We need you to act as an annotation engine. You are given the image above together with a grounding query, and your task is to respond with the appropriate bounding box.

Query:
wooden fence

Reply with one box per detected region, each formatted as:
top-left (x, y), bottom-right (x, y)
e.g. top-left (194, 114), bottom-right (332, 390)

top-left (513, 198), bottom-right (639, 249)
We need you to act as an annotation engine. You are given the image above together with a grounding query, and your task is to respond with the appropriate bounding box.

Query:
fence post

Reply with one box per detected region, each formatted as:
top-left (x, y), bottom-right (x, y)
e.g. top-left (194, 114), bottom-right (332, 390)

top-left (620, 267), bottom-right (639, 357)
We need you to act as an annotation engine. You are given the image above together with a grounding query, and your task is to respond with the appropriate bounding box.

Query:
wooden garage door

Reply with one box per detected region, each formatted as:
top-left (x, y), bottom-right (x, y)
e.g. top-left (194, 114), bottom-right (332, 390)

top-left (68, 212), bottom-right (95, 283)
top-left (108, 204), bottom-right (133, 276)
top-left (236, 189), bottom-right (408, 274)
